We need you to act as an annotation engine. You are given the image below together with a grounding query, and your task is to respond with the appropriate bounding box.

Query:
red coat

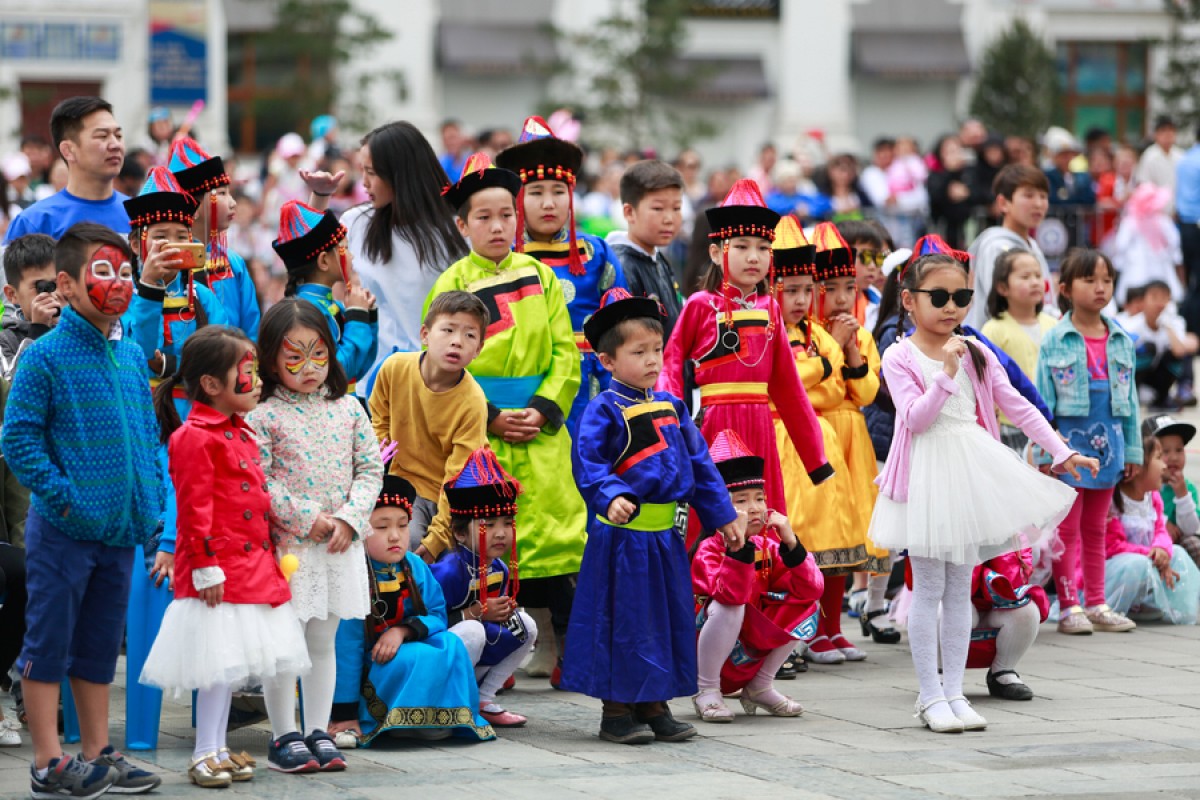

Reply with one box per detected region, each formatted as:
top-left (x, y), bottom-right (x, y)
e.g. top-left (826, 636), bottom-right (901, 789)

top-left (169, 404), bottom-right (290, 606)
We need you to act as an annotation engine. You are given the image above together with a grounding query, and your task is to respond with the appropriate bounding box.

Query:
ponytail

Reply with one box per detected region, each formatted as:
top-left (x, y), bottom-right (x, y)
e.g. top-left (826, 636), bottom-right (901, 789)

top-left (153, 373), bottom-right (184, 443)
top-left (953, 325), bottom-right (987, 382)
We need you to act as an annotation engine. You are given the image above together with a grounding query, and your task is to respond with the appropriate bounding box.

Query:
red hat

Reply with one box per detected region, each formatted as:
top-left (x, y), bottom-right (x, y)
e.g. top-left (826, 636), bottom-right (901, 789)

top-left (705, 179), bottom-right (780, 243)
top-left (709, 429), bottom-right (765, 491)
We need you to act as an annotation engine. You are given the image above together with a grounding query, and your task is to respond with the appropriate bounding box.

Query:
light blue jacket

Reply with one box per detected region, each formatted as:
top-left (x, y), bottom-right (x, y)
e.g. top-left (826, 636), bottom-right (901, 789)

top-left (1035, 312), bottom-right (1142, 465)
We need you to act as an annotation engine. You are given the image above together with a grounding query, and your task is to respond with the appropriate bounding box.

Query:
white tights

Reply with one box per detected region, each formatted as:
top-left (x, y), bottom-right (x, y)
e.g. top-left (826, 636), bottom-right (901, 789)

top-left (976, 603), bottom-right (1040, 681)
top-left (908, 557), bottom-right (974, 704)
top-left (264, 615), bottom-right (341, 738)
top-left (194, 684), bottom-right (232, 760)
top-left (449, 613), bottom-right (538, 705)
top-left (696, 601), bottom-right (793, 694)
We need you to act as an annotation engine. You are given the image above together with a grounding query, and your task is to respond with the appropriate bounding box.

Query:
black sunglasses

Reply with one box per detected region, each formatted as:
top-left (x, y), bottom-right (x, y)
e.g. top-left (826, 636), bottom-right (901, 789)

top-left (911, 288), bottom-right (974, 308)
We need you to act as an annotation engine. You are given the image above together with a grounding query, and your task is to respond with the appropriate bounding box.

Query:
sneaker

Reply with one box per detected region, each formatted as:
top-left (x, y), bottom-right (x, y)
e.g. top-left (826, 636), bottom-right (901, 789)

top-left (88, 746), bottom-right (161, 794)
top-left (303, 730), bottom-right (346, 772)
top-left (1177, 382), bottom-right (1198, 408)
top-left (30, 754), bottom-right (117, 800)
top-left (1056, 606), bottom-right (1094, 635)
top-left (267, 732), bottom-right (319, 773)
top-left (0, 718), bottom-right (21, 747)
top-left (830, 634), bottom-right (867, 662)
top-left (1085, 604), bottom-right (1137, 632)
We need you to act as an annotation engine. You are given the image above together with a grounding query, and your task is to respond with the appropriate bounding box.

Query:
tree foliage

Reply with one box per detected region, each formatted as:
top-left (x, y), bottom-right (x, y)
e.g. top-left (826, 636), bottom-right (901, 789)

top-left (1157, 0), bottom-right (1200, 133)
top-left (968, 18), bottom-right (1059, 141)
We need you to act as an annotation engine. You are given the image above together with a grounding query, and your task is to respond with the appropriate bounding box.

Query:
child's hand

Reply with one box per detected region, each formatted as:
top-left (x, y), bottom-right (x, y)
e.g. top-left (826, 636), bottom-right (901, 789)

top-left (606, 497), bottom-right (637, 525)
top-left (1124, 462), bottom-right (1139, 481)
top-left (489, 410), bottom-right (541, 443)
top-left (1165, 466), bottom-right (1188, 497)
top-left (345, 283), bottom-right (375, 311)
top-left (29, 289), bottom-right (63, 326)
top-left (827, 316), bottom-right (855, 348)
top-left (327, 518), bottom-right (355, 554)
top-left (1062, 453), bottom-right (1100, 481)
top-left (140, 238), bottom-right (184, 285)
top-left (415, 543), bottom-right (434, 564)
top-left (767, 510), bottom-right (798, 548)
top-left (942, 336), bottom-right (966, 377)
top-left (1149, 546), bottom-right (1171, 570)
top-left (372, 626), bottom-right (410, 664)
top-left (719, 510), bottom-right (748, 551)
top-left (482, 596), bottom-right (516, 623)
top-left (150, 551), bottom-right (175, 589)
top-left (1167, 521), bottom-right (1183, 544)
top-left (1162, 565), bottom-right (1180, 590)
top-left (308, 513), bottom-right (336, 543)
top-left (299, 168), bottom-right (345, 197)
top-left (198, 583), bottom-right (224, 608)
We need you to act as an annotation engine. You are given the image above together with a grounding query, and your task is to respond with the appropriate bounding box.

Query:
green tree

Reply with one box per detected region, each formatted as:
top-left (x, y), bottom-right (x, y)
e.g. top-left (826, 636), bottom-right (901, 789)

top-left (1157, 0), bottom-right (1200, 132)
top-left (541, 0), bottom-right (719, 152)
top-left (968, 18), bottom-right (1059, 141)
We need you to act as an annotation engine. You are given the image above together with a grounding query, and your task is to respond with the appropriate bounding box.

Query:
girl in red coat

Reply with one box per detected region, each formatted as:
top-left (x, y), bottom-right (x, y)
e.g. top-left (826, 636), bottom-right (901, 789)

top-left (140, 327), bottom-right (310, 788)
top-left (690, 430), bottom-right (824, 723)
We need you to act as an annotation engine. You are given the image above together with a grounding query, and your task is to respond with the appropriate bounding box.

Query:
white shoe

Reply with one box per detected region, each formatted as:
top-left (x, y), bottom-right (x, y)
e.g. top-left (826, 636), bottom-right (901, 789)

top-left (804, 637), bottom-right (846, 664)
top-left (0, 718), bottom-right (20, 747)
top-left (914, 697), bottom-right (965, 733)
top-left (946, 696), bottom-right (987, 730)
top-left (830, 635), bottom-right (867, 662)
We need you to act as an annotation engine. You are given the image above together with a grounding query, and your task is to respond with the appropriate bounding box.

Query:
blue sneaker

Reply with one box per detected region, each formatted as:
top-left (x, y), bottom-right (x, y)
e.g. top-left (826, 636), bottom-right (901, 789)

top-left (89, 746), bottom-right (161, 794)
top-left (267, 732), bottom-right (318, 773)
top-left (30, 754), bottom-right (117, 799)
top-left (303, 731), bottom-right (346, 771)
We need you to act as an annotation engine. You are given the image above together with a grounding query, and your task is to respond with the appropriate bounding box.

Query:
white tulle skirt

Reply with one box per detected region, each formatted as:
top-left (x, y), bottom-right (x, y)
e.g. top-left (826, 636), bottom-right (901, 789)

top-left (868, 418), bottom-right (1077, 565)
top-left (140, 599), bottom-right (311, 697)
top-left (286, 541), bottom-right (370, 622)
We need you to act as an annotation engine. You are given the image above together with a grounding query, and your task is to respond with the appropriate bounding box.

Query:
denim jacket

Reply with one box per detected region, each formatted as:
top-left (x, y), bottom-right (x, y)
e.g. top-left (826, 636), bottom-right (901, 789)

top-left (1035, 312), bottom-right (1142, 465)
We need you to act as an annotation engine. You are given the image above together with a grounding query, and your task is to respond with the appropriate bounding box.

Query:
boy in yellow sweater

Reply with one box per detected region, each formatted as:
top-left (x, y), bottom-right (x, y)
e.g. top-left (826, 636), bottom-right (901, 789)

top-left (368, 291), bottom-right (491, 560)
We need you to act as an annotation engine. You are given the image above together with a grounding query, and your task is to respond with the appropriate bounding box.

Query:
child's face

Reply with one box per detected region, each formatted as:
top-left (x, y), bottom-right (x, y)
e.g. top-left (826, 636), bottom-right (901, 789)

top-left (456, 188), bottom-right (517, 262)
top-left (1143, 287), bottom-right (1170, 323)
top-left (207, 346), bottom-right (261, 416)
top-left (59, 242), bottom-right (135, 329)
top-left (455, 516), bottom-right (515, 559)
top-left (822, 276), bottom-right (857, 317)
top-left (1159, 433), bottom-right (1187, 476)
top-left (730, 488), bottom-right (767, 532)
top-left (1000, 186), bottom-right (1048, 232)
top-left (276, 324), bottom-right (330, 394)
top-left (998, 255), bottom-right (1044, 311)
top-left (598, 323), bottom-right (663, 390)
top-left (4, 263), bottom-right (59, 326)
top-left (1060, 260), bottom-right (1114, 315)
top-left (197, 186), bottom-right (237, 232)
top-left (624, 188), bottom-right (683, 249)
top-left (1138, 444), bottom-right (1165, 490)
top-left (778, 275), bottom-right (814, 326)
top-left (367, 507), bottom-right (411, 563)
top-left (147, 221), bottom-right (193, 247)
top-left (852, 241), bottom-right (884, 291)
top-left (421, 311), bottom-right (483, 374)
top-left (522, 180), bottom-right (570, 238)
top-left (711, 236), bottom-right (770, 292)
top-left (901, 265), bottom-right (970, 336)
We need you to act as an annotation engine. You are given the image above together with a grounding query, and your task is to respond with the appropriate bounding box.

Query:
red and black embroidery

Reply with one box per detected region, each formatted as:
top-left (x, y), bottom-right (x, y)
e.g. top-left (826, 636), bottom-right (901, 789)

top-left (695, 310), bottom-right (770, 373)
top-left (472, 271), bottom-right (544, 337)
top-left (614, 401), bottom-right (679, 475)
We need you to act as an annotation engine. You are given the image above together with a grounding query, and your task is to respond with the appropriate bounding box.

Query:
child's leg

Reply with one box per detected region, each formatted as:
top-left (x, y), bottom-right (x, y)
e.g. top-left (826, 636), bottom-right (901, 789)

top-left (1079, 487), bottom-right (1114, 608)
top-left (937, 561), bottom-right (976, 703)
top-left (811, 574), bottom-right (846, 654)
top-left (448, 620), bottom-right (486, 666)
top-left (298, 616), bottom-right (341, 735)
top-left (194, 684), bottom-right (234, 760)
top-left (907, 556), bottom-right (948, 704)
top-left (745, 642), bottom-right (797, 702)
top-left (478, 613), bottom-right (537, 707)
top-left (983, 605), bottom-right (1040, 683)
top-left (696, 601), bottom-right (744, 693)
top-left (866, 572), bottom-right (889, 616)
top-left (263, 672), bottom-right (298, 739)
top-left (1053, 488), bottom-right (1086, 608)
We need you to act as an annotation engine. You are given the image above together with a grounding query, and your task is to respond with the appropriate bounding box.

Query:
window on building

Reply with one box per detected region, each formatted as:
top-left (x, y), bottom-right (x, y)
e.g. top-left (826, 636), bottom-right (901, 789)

top-left (227, 31), bottom-right (331, 155)
top-left (1055, 40), bottom-right (1148, 142)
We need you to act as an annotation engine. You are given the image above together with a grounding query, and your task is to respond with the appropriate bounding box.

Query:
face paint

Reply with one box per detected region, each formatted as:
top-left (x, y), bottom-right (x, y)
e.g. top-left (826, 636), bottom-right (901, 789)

top-left (281, 335), bottom-right (329, 375)
top-left (234, 348), bottom-right (259, 395)
top-left (85, 244), bottom-right (135, 316)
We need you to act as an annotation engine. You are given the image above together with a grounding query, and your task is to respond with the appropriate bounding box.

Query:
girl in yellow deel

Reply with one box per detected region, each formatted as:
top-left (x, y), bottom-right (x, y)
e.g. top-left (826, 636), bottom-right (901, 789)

top-left (806, 222), bottom-right (888, 664)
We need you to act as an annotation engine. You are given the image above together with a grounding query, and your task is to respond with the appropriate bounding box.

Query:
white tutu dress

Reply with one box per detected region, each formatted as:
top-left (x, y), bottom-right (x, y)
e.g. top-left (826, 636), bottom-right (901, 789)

top-left (868, 340), bottom-right (1077, 565)
top-left (140, 598), bottom-right (311, 698)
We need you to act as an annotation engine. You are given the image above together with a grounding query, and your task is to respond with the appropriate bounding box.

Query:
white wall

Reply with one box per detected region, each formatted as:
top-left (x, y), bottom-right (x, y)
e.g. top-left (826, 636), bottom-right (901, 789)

top-left (441, 76), bottom-right (544, 138)
top-left (853, 78), bottom-right (960, 157)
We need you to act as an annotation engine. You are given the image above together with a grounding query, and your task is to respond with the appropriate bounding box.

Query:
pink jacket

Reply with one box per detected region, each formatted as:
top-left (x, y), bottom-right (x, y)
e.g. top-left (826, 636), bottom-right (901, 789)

top-left (1106, 491), bottom-right (1173, 556)
top-left (875, 338), bottom-right (1076, 502)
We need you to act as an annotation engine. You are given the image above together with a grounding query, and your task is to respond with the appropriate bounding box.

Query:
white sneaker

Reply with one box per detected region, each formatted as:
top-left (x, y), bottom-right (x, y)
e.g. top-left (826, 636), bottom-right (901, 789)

top-left (0, 718), bottom-right (20, 747)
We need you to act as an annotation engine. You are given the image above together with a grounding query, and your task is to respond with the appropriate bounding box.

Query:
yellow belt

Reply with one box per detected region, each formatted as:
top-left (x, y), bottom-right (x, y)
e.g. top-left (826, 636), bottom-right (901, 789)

top-left (699, 382), bottom-right (769, 407)
top-left (596, 502), bottom-right (677, 532)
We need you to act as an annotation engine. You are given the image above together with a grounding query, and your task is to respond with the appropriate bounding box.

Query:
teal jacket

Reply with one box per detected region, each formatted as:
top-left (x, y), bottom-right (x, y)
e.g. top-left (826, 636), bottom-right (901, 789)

top-left (1036, 312), bottom-right (1142, 465)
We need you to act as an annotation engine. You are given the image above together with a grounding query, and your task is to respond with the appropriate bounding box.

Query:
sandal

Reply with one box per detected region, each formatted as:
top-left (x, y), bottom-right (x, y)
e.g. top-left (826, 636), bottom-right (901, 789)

top-left (739, 687), bottom-right (803, 717)
top-left (859, 609), bottom-right (902, 644)
top-left (189, 753), bottom-right (233, 788)
top-left (691, 690), bottom-right (734, 723)
top-left (216, 748), bottom-right (255, 781)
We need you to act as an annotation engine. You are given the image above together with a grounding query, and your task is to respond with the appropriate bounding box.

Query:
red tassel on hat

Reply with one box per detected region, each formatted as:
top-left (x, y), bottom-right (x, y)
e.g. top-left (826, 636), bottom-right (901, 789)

top-left (566, 190), bottom-right (584, 277)
top-left (508, 521), bottom-right (520, 602)
top-left (514, 187), bottom-right (526, 254)
top-left (337, 243), bottom-right (350, 286)
top-left (477, 519), bottom-right (490, 606)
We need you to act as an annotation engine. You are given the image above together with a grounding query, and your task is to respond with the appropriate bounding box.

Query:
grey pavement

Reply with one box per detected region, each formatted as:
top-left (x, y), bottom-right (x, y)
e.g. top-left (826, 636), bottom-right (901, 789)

top-left (4, 405), bottom-right (1200, 799)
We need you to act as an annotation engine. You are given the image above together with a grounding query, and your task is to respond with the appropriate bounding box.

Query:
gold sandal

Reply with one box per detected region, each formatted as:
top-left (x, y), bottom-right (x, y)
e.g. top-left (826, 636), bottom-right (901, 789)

top-left (188, 753), bottom-right (233, 788)
top-left (217, 748), bottom-right (256, 781)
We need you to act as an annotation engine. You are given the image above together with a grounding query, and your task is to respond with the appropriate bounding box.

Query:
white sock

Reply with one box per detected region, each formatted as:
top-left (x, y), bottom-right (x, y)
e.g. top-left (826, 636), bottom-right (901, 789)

top-left (478, 612), bottom-right (537, 704)
top-left (983, 605), bottom-right (1039, 683)
top-left (264, 672), bottom-right (300, 740)
top-left (938, 562), bottom-right (975, 700)
top-left (696, 601), bottom-right (745, 693)
top-left (194, 684), bottom-right (233, 759)
top-left (300, 616), bottom-right (341, 736)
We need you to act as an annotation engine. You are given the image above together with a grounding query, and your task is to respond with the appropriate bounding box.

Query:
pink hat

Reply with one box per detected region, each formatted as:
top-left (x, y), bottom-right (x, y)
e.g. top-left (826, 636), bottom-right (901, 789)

top-left (1, 153), bottom-right (31, 182)
top-left (276, 132), bottom-right (306, 159)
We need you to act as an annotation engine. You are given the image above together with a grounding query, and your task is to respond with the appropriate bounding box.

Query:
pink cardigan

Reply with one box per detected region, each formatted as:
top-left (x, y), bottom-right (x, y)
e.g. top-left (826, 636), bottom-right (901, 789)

top-left (875, 338), bottom-right (1076, 503)
top-left (1106, 492), bottom-right (1173, 556)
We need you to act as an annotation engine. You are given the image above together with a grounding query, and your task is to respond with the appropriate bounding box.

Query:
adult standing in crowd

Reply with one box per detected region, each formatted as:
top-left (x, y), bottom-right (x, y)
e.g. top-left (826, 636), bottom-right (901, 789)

top-left (1178, 125), bottom-right (1200, 333)
top-left (3, 97), bottom-right (128, 243)
top-left (1137, 116), bottom-right (1184, 214)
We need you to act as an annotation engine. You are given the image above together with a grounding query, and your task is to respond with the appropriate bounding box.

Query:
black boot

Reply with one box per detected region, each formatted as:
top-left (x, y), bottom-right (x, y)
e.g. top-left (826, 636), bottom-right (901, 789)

top-left (599, 701), bottom-right (654, 745)
top-left (860, 609), bottom-right (902, 644)
top-left (634, 702), bottom-right (696, 742)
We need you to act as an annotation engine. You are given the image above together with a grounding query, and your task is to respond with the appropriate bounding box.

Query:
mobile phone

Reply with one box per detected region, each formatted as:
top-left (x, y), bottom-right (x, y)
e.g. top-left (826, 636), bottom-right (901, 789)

top-left (170, 242), bottom-right (207, 271)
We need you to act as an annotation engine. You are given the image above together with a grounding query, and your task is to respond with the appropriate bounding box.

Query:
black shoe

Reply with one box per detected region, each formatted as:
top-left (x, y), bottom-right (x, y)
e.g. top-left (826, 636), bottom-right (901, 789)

top-left (599, 714), bottom-right (655, 745)
top-left (636, 707), bottom-right (696, 742)
top-left (987, 670), bottom-right (1034, 701)
top-left (860, 609), bottom-right (902, 644)
top-left (775, 658), bottom-right (798, 680)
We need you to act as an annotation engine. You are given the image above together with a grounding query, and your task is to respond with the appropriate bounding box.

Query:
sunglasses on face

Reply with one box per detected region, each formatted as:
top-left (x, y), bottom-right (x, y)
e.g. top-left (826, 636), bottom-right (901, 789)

top-left (911, 288), bottom-right (974, 308)
top-left (857, 249), bottom-right (889, 267)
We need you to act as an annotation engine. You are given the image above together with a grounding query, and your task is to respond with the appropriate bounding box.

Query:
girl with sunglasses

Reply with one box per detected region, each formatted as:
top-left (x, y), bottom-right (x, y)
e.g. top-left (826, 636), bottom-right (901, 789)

top-left (867, 235), bottom-right (1095, 733)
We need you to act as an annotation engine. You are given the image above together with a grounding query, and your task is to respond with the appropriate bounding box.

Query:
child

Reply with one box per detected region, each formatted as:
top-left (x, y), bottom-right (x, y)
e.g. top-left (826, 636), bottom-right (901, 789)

top-left (329, 466), bottom-right (494, 745)
top-left (833, 219), bottom-right (888, 327)
top-left (369, 291), bottom-right (490, 557)
top-left (3, 222), bottom-right (163, 796)
top-left (981, 248), bottom-right (1059, 451)
top-left (1117, 280), bottom-right (1199, 411)
top-left (692, 430), bottom-right (822, 722)
top-left (967, 546), bottom-right (1049, 701)
top-left (432, 448), bottom-right (536, 729)
top-left (607, 160), bottom-right (685, 334)
top-left (1038, 249), bottom-right (1143, 636)
top-left (565, 288), bottom-right (742, 744)
top-left (140, 327), bottom-right (309, 788)
top-left (1113, 183), bottom-right (1184, 307)
top-left (1144, 414), bottom-right (1200, 567)
top-left (273, 199), bottom-right (379, 386)
top-left (659, 179), bottom-right (830, 542)
top-left (423, 152), bottom-right (587, 686)
top-left (807, 222), bottom-right (886, 663)
top-left (1, 233), bottom-right (61, 379)
top-left (868, 245), bottom-right (1090, 733)
top-left (168, 137), bottom-right (261, 338)
top-left (247, 298), bottom-right (384, 773)
top-left (1105, 434), bottom-right (1199, 624)
top-left (966, 164), bottom-right (1053, 330)
top-left (496, 115), bottom-right (628, 437)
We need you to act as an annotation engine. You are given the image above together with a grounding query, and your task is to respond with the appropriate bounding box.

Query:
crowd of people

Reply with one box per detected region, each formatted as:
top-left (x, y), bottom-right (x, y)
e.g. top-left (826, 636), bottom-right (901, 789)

top-left (0, 93), bottom-right (1199, 799)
